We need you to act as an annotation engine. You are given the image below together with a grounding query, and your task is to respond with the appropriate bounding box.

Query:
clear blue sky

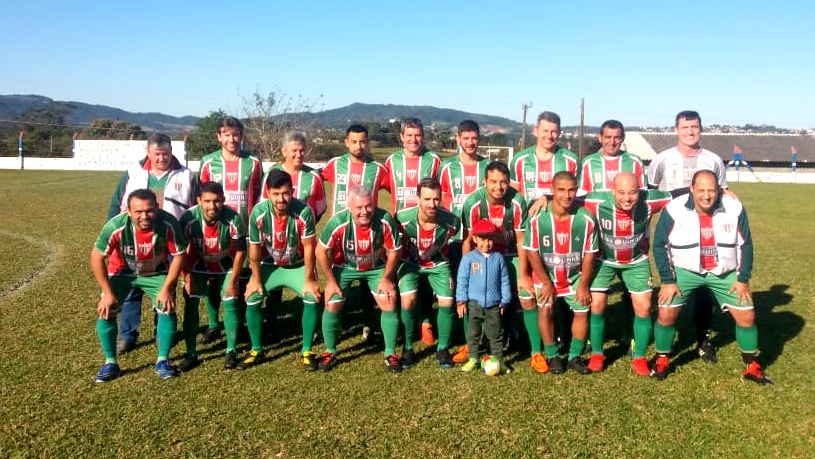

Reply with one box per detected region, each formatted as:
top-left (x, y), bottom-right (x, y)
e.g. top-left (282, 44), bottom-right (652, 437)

top-left (3, 1), bottom-right (813, 128)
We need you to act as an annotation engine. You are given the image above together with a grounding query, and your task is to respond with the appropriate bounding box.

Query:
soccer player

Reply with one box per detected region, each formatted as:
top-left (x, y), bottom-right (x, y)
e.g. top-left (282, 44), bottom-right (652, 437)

top-left (316, 185), bottom-right (402, 372)
top-left (178, 181), bottom-right (246, 372)
top-left (647, 110), bottom-right (732, 363)
top-left (651, 170), bottom-right (772, 385)
top-left (198, 116), bottom-right (263, 344)
top-left (459, 161), bottom-right (541, 371)
top-left (524, 172), bottom-right (599, 375)
top-left (396, 177), bottom-right (460, 369)
top-left (583, 172), bottom-right (671, 375)
top-left (240, 169), bottom-right (321, 370)
top-left (91, 189), bottom-right (187, 382)
top-left (438, 120), bottom-right (490, 362)
top-left (320, 125), bottom-right (390, 216)
top-left (262, 130), bottom-right (327, 221)
top-left (385, 117), bottom-right (442, 214)
top-left (578, 120), bottom-right (646, 192)
top-left (510, 111), bottom-right (578, 205)
top-left (107, 133), bottom-right (197, 355)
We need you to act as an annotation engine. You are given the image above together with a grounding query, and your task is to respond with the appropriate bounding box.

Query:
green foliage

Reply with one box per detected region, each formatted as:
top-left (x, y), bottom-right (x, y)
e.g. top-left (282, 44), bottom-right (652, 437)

top-left (15, 104), bottom-right (75, 157)
top-left (1, 173), bottom-right (814, 458)
top-left (80, 119), bottom-right (147, 140)
top-left (186, 110), bottom-right (227, 161)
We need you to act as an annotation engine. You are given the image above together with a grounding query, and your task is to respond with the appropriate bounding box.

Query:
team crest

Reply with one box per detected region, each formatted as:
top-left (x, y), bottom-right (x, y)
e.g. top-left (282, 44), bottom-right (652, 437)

top-left (606, 170), bottom-right (619, 181)
top-left (723, 223), bottom-right (733, 233)
top-left (539, 171), bottom-right (551, 182)
top-left (701, 228), bottom-right (714, 239)
top-left (205, 237), bottom-right (218, 248)
top-left (276, 233), bottom-right (285, 242)
top-left (466, 176), bottom-right (475, 187)
top-left (420, 237), bottom-right (432, 249)
top-left (358, 239), bottom-right (370, 251)
top-left (617, 220), bottom-right (630, 231)
top-left (138, 242), bottom-right (151, 255)
top-left (226, 172), bottom-right (238, 183)
top-left (407, 169), bottom-right (417, 180)
top-left (351, 173), bottom-right (362, 185)
top-left (556, 232), bottom-right (569, 245)
top-left (490, 218), bottom-right (503, 228)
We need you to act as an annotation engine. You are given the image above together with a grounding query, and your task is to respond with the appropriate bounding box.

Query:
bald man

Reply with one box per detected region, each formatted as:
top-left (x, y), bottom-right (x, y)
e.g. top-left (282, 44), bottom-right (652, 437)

top-left (583, 172), bottom-right (671, 375)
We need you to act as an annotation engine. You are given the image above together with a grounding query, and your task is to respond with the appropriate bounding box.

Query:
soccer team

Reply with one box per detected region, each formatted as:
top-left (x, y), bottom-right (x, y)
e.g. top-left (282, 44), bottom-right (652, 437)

top-left (90, 110), bottom-right (773, 386)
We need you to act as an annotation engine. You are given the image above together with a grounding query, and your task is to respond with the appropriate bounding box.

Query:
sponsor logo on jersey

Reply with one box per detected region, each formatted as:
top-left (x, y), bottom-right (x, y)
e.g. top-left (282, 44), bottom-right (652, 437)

top-left (138, 242), bottom-right (152, 255)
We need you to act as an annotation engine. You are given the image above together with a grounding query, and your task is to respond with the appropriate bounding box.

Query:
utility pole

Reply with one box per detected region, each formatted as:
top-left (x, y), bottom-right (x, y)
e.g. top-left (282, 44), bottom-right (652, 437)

top-left (578, 98), bottom-right (585, 160)
top-left (520, 102), bottom-right (533, 151)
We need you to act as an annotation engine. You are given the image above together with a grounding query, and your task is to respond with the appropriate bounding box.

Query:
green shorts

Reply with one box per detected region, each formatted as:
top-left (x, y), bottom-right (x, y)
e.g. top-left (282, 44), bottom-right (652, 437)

top-left (506, 255), bottom-right (534, 300)
top-left (329, 266), bottom-right (386, 304)
top-left (109, 274), bottom-right (175, 315)
top-left (245, 263), bottom-right (317, 306)
top-left (534, 274), bottom-right (588, 312)
top-left (662, 268), bottom-right (752, 311)
top-left (188, 271), bottom-right (228, 300)
top-left (590, 260), bottom-right (653, 295)
top-left (397, 263), bottom-right (453, 300)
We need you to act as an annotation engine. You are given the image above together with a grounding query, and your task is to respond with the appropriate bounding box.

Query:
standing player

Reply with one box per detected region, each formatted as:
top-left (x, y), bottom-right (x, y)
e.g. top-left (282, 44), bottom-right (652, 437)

top-left (198, 116), bottom-right (263, 344)
top-left (316, 186), bottom-right (402, 372)
top-left (438, 120), bottom-right (490, 362)
top-left (647, 110), bottom-right (732, 364)
top-left (91, 189), bottom-right (187, 382)
top-left (396, 178), bottom-right (460, 369)
top-left (578, 120), bottom-right (646, 192)
top-left (241, 169), bottom-right (321, 370)
top-left (178, 182), bottom-right (246, 371)
top-left (510, 111), bottom-right (579, 204)
top-left (459, 162), bottom-right (541, 372)
top-left (524, 172), bottom-right (599, 374)
top-left (583, 172), bottom-right (671, 375)
top-left (107, 133), bottom-right (197, 355)
top-left (651, 170), bottom-right (771, 385)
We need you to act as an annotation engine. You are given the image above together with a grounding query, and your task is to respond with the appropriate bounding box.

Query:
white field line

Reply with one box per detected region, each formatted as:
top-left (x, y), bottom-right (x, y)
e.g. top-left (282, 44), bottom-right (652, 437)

top-left (0, 230), bottom-right (62, 301)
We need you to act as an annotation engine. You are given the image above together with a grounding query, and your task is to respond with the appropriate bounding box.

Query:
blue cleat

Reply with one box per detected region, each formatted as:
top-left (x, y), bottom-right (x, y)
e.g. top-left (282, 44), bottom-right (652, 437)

top-left (93, 363), bottom-right (121, 383)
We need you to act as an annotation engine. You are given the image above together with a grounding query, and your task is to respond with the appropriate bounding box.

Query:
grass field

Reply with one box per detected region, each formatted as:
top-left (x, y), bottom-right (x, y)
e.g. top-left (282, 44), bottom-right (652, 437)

top-left (1, 170), bottom-right (814, 458)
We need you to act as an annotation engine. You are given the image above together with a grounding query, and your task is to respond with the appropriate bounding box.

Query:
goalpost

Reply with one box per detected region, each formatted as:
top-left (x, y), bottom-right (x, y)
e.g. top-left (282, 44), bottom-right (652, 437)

top-left (476, 146), bottom-right (515, 164)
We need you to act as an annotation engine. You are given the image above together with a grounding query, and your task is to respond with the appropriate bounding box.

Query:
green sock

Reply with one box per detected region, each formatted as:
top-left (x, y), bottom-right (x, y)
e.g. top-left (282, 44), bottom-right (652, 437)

top-left (401, 306), bottom-right (416, 351)
top-left (246, 304), bottom-right (263, 353)
top-left (590, 313), bottom-right (605, 354)
top-left (223, 299), bottom-right (238, 352)
top-left (301, 302), bottom-right (319, 353)
top-left (436, 306), bottom-right (453, 350)
top-left (632, 315), bottom-right (652, 358)
top-left (568, 338), bottom-right (586, 361)
top-left (97, 317), bottom-right (117, 360)
top-left (735, 324), bottom-right (758, 353)
top-left (155, 313), bottom-right (177, 361)
top-left (544, 342), bottom-right (559, 358)
top-left (182, 294), bottom-right (199, 355)
top-left (322, 310), bottom-right (340, 354)
top-left (523, 309), bottom-right (542, 354)
top-left (381, 310), bottom-right (399, 356)
top-left (653, 322), bottom-right (676, 354)
top-left (203, 295), bottom-right (220, 330)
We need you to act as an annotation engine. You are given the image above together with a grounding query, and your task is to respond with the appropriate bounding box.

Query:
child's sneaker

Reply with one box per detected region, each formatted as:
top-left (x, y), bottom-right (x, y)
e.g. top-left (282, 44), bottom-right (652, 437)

top-left (461, 358), bottom-right (479, 372)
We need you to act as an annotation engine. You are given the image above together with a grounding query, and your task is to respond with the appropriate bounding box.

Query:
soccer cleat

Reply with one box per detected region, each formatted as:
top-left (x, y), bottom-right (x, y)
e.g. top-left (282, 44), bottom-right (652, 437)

top-left (548, 356), bottom-right (565, 375)
top-left (742, 361), bottom-right (774, 386)
top-left (317, 352), bottom-right (337, 372)
top-left (461, 358), bottom-right (479, 372)
top-left (223, 350), bottom-right (238, 370)
top-left (236, 350), bottom-right (263, 370)
top-left (588, 354), bottom-right (606, 373)
top-left (530, 353), bottom-right (549, 373)
top-left (452, 346), bottom-right (469, 364)
top-left (177, 354), bottom-right (201, 372)
top-left (421, 322), bottom-right (435, 345)
top-left (650, 355), bottom-right (670, 381)
top-left (568, 356), bottom-right (592, 375)
top-left (632, 357), bottom-right (651, 376)
top-left (697, 339), bottom-right (718, 364)
top-left (153, 360), bottom-right (179, 379)
top-left (116, 339), bottom-right (135, 356)
top-left (301, 351), bottom-right (319, 372)
top-left (435, 348), bottom-right (453, 369)
top-left (385, 353), bottom-right (403, 373)
top-left (93, 363), bottom-right (121, 383)
top-left (198, 327), bottom-right (221, 345)
top-left (400, 349), bottom-right (416, 369)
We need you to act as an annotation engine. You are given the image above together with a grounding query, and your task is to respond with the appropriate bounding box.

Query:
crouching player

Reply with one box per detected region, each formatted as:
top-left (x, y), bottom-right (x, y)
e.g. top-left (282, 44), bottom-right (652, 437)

top-left (651, 170), bottom-right (772, 384)
top-left (178, 181), bottom-right (246, 371)
top-left (91, 189), bottom-right (187, 381)
top-left (582, 172), bottom-right (670, 375)
top-left (524, 172), bottom-right (598, 374)
top-left (240, 169), bottom-right (321, 370)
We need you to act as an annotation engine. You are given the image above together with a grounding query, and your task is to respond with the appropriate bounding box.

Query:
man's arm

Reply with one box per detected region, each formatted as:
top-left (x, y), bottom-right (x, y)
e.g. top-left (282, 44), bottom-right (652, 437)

top-left (526, 249), bottom-right (554, 306)
top-left (155, 253), bottom-right (185, 313)
top-left (515, 229), bottom-right (534, 297)
top-left (90, 249), bottom-right (117, 319)
top-left (575, 251), bottom-right (595, 306)
top-left (243, 243), bottom-right (264, 300)
top-left (301, 236), bottom-right (321, 301)
top-left (317, 242), bottom-right (342, 302)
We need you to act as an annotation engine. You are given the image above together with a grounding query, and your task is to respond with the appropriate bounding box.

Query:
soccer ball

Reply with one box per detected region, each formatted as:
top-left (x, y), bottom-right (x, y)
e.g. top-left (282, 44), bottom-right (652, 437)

top-left (481, 355), bottom-right (501, 376)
